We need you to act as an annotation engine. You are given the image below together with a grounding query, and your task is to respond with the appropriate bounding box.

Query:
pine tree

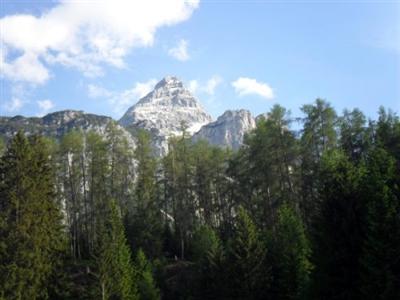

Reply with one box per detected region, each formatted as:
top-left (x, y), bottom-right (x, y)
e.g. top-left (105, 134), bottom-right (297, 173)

top-left (270, 204), bottom-right (312, 300)
top-left (134, 249), bottom-right (160, 300)
top-left (0, 132), bottom-right (65, 299)
top-left (359, 148), bottom-right (400, 299)
top-left (226, 206), bottom-right (268, 299)
top-left (126, 129), bottom-right (162, 259)
top-left (98, 200), bottom-right (138, 300)
top-left (300, 99), bottom-right (337, 225)
top-left (229, 104), bottom-right (298, 228)
top-left (60, 130), bottom-right (85, 258)
top-left (311, 149), bottom-right (364, 300)
top-left (105, 122), bottom-right (134, 212)
top-left (86, 130), bottom-right (110, 255)
top-left (193, 225), bottom-right (227, 299)
top-left (339, 108), bottom-right (370, 162)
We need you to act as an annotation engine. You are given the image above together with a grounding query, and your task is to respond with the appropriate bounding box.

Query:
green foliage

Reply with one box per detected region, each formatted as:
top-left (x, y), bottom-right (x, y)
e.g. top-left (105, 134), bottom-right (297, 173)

top-left (134, 249), bottom-right (160, 300)
top-left (311, 149), bottom-right (365, 299)
top-left (191, 225), bottom-right (220, 263)
top-left (359, 148), bottom-right (400, 299)
top-left (270, 204), bottom-right (312, 300)
top-left (126, 130), bottom-right (162, 259)
top-left (226, 206), bottom-right (268, 299)
top-left (300, 99), bottom-right (337, 225)
top-left (98, 200), bottom-right (138, 300)
top-left (1, 103), bottom-right (399, 300)
top-left (339, 108), bottom-right (370, 162)
top-left (0, 132), bottom-right (65, 299)
top-left (229, 104), bottom-right (298, 228)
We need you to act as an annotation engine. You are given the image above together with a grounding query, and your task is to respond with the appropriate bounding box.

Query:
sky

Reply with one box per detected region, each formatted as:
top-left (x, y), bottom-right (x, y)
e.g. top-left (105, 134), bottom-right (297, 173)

top-left (1, 0), bottom-right (399, 122)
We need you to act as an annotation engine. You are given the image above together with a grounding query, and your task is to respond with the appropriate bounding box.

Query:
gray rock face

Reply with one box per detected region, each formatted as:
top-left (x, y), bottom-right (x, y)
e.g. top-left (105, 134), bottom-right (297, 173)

top-left (119, 76), bottom-right (212, 155)
top-left (193, 109), bottom-right (256, 150)
top-left (0, 110), bottom-right (134, 146)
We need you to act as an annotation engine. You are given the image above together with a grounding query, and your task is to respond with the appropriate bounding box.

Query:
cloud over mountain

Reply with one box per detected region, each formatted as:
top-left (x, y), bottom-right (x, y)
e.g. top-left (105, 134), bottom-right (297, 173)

top-left (0, 0), bottom-right (200, 84)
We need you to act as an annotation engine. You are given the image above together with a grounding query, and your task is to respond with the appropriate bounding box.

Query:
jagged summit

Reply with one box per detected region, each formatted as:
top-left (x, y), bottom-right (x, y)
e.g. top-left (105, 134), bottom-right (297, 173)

top-left (119, 76), bottom-right (212, 155)
top-left (154, 75), bottom-right (183, 90)
top-left (0, 76), bottom-right (260, 156)
top-left (193, 109), bottom-right (256, 150)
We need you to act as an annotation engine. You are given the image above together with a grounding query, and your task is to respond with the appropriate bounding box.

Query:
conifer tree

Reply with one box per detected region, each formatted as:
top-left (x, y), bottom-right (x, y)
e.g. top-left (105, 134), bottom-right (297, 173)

top-left (86, 131), bottom-right (110, 255)
top-left (98, 200), bottom-right (138, 300)
top-left (134, 249), bottom-right (160, 300)
top-left (270, 204), bottom-right (312, 300)
top-left (339, 108), bottom-right (370, 162)
top-left (226, 206), bottom-right (268, 299)
top-left (311, 149), bottom-right (364, 300)
top-left (60, 130), bottom-right (85, 258)
top-left (194, 225), bottom-right (226, 299)
top-left (300, 99), bottom-right (337, 225)
top-left (0, 132), bottom-right (65, 299)
top-left (359, 148), bottom-right (400, 299)
top-left (126, 129), bottom-right (162, 258)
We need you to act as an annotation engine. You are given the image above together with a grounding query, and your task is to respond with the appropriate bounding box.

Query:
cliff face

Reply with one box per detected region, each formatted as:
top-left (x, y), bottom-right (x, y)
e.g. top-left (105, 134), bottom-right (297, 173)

top-left (119, 76), bottom-right (212, 155)
top-left (0, 76), bottom-right (262, 155)
top-left (193, 109), bottom-right (256, 150)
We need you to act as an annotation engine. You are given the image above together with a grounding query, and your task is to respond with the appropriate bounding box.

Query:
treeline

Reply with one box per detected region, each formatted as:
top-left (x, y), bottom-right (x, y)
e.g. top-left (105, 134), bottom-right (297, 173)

top-left (0, 99), bottom-right (399, 299)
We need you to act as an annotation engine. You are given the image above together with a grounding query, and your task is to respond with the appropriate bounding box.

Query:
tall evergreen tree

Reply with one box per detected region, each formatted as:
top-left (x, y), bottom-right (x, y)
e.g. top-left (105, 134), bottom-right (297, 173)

top-left (126, 130), bottom-right (162, 258)
top-left (134, 249), bottom-right (160, 300)
top-left (60, 130), bottom-right (86, 258)
top-left (300, 99), bottom-right (337, 225)
top-left (270, 204), bottom-right (312, 300)
top-left (97, 200), bottom-right (138, 300)
top-left (226, 206), bottom-right (268, 299)
top-left (0, 132), bottom-right (65, 299)
top-left (359, 148), bottom-right (400, 299)
top-left (229, 105), bottom-right (298, 228)
top-left (339, 108), bottom-right (370, 162)
top-left (311, 149), bottom-right (364, 300)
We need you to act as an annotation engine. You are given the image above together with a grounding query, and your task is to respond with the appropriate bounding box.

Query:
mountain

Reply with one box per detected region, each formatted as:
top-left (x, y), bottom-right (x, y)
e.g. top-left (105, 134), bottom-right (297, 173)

top-left (119, 76), bottom-right (212, 155)
top-left (0, 110), bottom-right (134, 145)
top-left (193, 109), bottom-right (256, 150)
top-left (0, 76), bottom-right (260, 155)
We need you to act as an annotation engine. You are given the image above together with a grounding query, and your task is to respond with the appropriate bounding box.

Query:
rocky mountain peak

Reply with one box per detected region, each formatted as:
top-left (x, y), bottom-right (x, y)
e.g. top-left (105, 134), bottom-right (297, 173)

top-left (193, 109), bottom-right (256, 150)
top-left (154, 75), bottom-right (183, 90)
top-left (119, 76), bottom-right (212, 155)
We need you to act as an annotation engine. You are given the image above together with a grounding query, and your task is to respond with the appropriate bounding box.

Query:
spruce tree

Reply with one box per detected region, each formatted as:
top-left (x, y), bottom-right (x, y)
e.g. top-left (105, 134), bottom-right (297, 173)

top-left (226, 206), bottom-right (268, 299)
top-left (0, 132), bottom-right (65, 299)
top-left (126, 129), bottom-right (162, 258)
top-left (270, 204), bottom-right (312, 300)
top-left (134, 249), bottom-right (160, 300)
top-left (359, 148), bottom-right (400, 299)
top-left (311, 149), bottom-right (364, 300)
top-left (300, 99), bottom-right (337, 225)
top-left (98, 200), bottom-right (138, 300)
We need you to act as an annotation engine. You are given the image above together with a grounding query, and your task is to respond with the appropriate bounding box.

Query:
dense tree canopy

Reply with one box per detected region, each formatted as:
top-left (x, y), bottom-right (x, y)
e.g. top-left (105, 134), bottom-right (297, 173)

top-left (0, 102), bottom-right (399, 299)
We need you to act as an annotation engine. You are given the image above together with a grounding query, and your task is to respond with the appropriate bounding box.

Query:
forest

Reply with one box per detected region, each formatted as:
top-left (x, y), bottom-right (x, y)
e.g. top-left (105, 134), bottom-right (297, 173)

top-left (0, 99), bottom-right (399, 300)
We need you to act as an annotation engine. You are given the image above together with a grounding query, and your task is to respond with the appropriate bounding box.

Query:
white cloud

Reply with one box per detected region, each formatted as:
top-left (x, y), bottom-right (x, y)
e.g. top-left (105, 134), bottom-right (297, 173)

top-left (1, 52), bottom-right (50, 85)
top-left (232, 77), bottom-right (274, 99)
top-left (3, 98), bottom-right (25, 112)
top-left (187, 75), bottom-right (223, 95)
top-left (88, 84), bottom-right (112, 98)
top-left (37, 99), bottom-right (55, 116)
top-left (168, 39), bottom-right (190, 61)
top-left (188, 80), bottom-right (199, 94)
top-left (88, 79), bottom-right (157, 115)
top-left (0, 0), bottom-right (200, 84)
top-left (204, 75), bottom-right (222, 95)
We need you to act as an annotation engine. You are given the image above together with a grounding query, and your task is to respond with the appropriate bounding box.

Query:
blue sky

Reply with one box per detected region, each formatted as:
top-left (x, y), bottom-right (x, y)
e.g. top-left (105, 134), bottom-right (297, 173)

top-left (1, 0), bottom-right (399, 122)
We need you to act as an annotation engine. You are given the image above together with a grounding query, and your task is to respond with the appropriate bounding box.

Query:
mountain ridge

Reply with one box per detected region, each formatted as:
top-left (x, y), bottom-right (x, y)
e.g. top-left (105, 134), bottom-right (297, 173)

top-left (0, 76), bottom-right (259, 155)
